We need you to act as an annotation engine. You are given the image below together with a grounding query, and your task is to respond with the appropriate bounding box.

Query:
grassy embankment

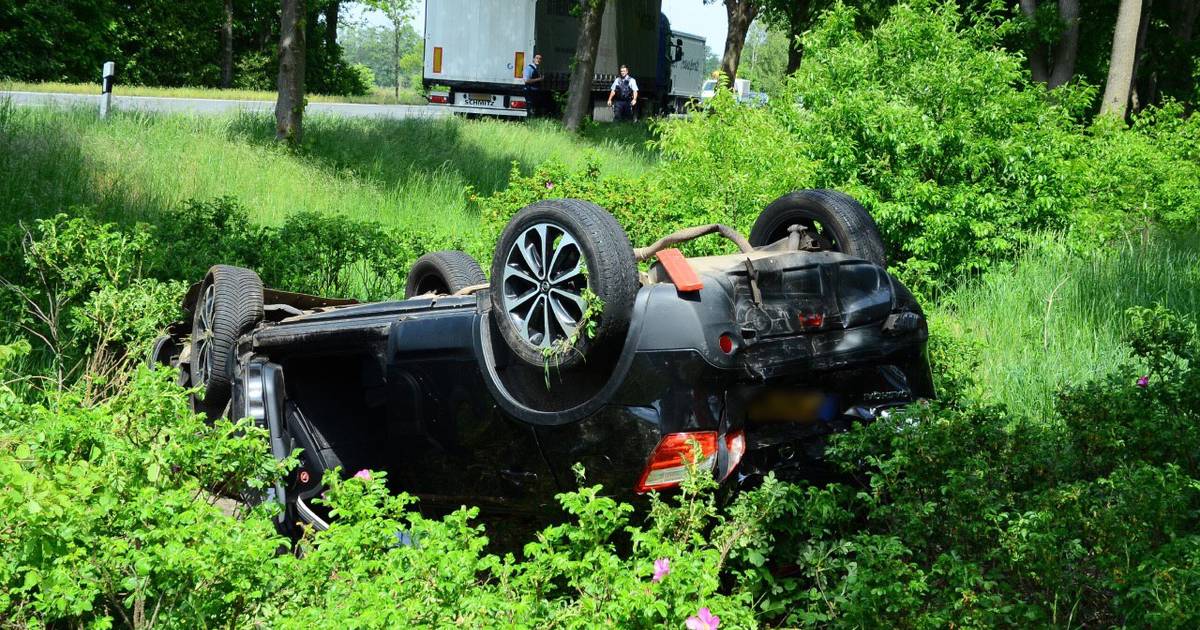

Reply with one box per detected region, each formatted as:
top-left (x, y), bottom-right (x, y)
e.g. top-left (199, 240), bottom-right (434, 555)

top-left (933, 234), bottom-right (1200, 418)
top-left (1, 80), bottom-right (428, 105)
top-left (0, 102), bottom-right (656, 240)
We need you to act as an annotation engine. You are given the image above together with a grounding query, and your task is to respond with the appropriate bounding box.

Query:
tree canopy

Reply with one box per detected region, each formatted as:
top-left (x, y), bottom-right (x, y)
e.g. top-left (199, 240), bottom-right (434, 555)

top-left (0, 0), bottom-right (371, 96)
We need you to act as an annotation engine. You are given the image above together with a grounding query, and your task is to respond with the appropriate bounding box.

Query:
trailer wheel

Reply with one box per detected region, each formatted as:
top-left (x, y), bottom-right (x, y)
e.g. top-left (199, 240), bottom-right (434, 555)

top-left (750, 189), bottom-right (887, 267)
top-left (404, 251), bottom-right (487, 298)
top-left (490, 199), bottom-right (638, 370)
top-left (189, 265), bottom-right (263, 417)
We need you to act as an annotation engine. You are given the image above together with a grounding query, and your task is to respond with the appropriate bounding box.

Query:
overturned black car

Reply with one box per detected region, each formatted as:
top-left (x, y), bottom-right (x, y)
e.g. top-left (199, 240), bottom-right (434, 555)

top-left (152, 190), bottom-right (933, 535)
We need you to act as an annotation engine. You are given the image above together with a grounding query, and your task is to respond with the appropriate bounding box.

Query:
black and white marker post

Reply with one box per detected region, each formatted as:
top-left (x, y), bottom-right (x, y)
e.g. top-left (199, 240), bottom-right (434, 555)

top-left (100, 61), bottom-right (115, 119)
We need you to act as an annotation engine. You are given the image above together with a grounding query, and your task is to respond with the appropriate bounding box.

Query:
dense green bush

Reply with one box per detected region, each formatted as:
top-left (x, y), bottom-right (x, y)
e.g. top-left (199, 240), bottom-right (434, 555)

top-left (0, 345), bottom-right (781, 627)
top-left (740, 304), bottom-right (1200, 626)
top-left (0, 214), bottom-right (185, 397)
top-left (258, 212), bottom-right (455, 300)
top-left (0, 201), bottom-right (478, 397)
top-left (475, 159), bottom-right (691, 261)
top-left (652, 3), bottom-right (1200, 293)
top-left (145, 197), bottom-right (471, 300)
top-left (0, 362), bottom-right (291, 628)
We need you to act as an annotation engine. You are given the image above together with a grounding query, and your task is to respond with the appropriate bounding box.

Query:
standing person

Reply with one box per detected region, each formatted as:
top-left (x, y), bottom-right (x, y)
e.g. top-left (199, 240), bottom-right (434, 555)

top-left (607, 64), bottom-right (639, 122)
top-left (523, 53), bottom-right (545, 116)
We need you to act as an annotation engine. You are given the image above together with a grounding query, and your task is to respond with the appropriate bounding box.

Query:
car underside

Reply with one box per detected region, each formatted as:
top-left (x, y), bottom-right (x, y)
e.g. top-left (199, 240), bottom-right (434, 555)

top-left (153, 190), bottom-right (934, 536)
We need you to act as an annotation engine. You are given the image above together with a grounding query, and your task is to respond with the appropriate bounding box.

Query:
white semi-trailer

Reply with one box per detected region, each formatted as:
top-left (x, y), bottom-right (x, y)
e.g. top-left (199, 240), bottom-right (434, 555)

top-left (666, 30), bottom-right (705, 113)
top-left (423, 0), bottom-right (666, 120)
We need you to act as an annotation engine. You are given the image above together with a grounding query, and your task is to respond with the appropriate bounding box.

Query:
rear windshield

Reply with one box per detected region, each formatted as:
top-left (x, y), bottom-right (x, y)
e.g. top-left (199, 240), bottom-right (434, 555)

top-left (702, 80), bottom-right (716, 91)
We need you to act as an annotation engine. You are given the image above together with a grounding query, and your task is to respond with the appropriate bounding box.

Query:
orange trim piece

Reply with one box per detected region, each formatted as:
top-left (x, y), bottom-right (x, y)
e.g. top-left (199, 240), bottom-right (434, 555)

top-left (433, 47), bottom-right (443, 74)
top-left (656, 248), bottom-right (703, 292)
top-left (514, 52), bottom-right (525, 78)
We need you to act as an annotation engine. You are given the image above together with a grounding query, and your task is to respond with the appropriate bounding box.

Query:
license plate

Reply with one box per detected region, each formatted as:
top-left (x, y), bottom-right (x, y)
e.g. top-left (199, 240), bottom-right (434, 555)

top-left (747, 391), bottom-right (832, 424)
top-left (460, 93), bottom-right (499, 107)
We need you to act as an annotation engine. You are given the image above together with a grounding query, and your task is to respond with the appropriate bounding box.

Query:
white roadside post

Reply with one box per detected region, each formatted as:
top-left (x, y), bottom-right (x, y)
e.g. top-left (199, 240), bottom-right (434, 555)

top-left (100, 61), bottom-right (115, 119)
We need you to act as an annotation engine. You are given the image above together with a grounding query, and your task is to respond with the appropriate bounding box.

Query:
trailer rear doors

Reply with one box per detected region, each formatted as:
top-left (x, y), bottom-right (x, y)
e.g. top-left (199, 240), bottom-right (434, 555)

top-left (424, 0), bottom-right (536, 115)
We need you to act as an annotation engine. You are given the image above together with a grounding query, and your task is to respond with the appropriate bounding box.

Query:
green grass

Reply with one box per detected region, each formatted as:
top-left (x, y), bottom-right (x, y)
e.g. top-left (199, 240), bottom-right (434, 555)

top-left (935, 233), bottom-right (1200, 419)
top-left (1, 80), bottom-right (428, 105)
top-left (0, 101), bottom-right (657, 240)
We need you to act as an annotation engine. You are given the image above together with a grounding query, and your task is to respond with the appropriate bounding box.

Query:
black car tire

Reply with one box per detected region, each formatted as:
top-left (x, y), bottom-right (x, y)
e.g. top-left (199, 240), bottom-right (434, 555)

top-left (189, 265), bottom-right (263, 416)
top-left (404, 250), bottom-right (487, 298)
top-left (490, 199), bottom-right (638, 370)
top-left (749, 189), bottom-right (887, 267)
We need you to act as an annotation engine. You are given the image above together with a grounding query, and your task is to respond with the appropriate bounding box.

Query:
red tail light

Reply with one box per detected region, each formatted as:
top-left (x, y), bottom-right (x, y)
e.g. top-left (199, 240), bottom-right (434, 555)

top-left (798, 312), bottom-right (825, 329)
top-left (636, 432), bottom-right (718, 493)
top-left (510, 98), bottom-right (527, 109)
top-left (428, 93), bottom-right (449, 104)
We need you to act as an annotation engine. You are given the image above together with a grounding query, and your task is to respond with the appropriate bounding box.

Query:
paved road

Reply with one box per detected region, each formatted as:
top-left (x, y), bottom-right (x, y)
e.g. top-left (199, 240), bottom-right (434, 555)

top-left (0, 90), bottom-right (453, 120)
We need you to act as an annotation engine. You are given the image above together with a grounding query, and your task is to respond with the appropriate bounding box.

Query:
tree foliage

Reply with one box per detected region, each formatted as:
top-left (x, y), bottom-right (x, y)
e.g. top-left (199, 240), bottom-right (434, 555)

top-left (650, 2), bottom-right (1200, 293)
top-left (0, 0), bottom-right (369, 96)
top-left (339, 20), bottom-right (422, 89)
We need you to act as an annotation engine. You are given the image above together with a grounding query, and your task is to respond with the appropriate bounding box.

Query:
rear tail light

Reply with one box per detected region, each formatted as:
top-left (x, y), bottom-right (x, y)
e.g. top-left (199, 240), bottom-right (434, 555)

top-left (798, 312), bottom-right (825, 329)
top-left (428, 92), bottom-right (449, 104)
top-left (718, 333), bottom-right (735, 354)
top-left (510, 97), bottom-right (527, 109)
top-left (636, 432), bottom-right (717, 493)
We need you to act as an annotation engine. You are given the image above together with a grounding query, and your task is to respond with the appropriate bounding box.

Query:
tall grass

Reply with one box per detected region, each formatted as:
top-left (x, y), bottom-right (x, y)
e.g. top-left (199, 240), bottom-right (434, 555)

top-left (1, 80), bottom-right (428, 105)
top-left (0, 101), bottom-right (656, 239)
top-left (936, 233), bottom-right (1200, 418)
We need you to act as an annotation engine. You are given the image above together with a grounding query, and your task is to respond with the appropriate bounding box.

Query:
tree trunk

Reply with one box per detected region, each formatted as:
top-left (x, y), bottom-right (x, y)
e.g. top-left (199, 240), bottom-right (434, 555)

top-left (393, 24), bottom-right (400, 99)
top-left (221, 0), bottom-right (234, 88)
top-left (324, 1), bottom-right (339, 50)
top-left (563, 0), bottom-right (607, 132)
top-left (721, 0), bottom-right (759, 83)
top-left (1019, 0), bottom-right (1050, 83)
top-left (783, 0), bottom-right (809, 75)
top-left (1100, 0), bottom-right (1143, 117)
top-left (275, 0), bottom-right (307, 144)
top-left (785, 34), bottom-right (803, 75)
top-left (1047, 0), bottom-right (1080, 88)
top-left (1130, 0), bottom-right (1154, 110)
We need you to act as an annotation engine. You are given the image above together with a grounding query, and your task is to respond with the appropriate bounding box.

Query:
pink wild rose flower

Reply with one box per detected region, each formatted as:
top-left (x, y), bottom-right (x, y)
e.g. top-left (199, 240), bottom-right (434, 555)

top-left (354, 469), bottom-right (372, 481)
top-left (685, 607), bottom-right (720, 630)
top-left (1136, 375), bottom-right (1149, 388)
top-left (652, 558), bottom-right (670, 583)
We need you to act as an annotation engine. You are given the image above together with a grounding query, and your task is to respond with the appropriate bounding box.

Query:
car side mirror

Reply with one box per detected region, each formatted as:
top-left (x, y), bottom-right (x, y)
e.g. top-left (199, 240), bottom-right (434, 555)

top-left (673, 39), bottom-right (684, 62)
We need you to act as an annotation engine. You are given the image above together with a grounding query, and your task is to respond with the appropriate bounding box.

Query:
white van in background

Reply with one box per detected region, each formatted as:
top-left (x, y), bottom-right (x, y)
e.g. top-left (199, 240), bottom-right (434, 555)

top-left (700, 77), bottom-right (768, 107)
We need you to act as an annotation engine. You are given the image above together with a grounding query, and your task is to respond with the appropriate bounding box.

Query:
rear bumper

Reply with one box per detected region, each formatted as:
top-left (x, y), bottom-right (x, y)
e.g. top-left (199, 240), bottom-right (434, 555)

top-left (435, 104), bottom-right (528, 117)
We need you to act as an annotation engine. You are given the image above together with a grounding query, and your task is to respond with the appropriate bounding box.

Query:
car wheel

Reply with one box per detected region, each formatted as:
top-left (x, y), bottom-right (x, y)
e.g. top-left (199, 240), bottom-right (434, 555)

top-left (189, 265), bottom-right (263, 417)
top-left (749, 189), bottom-right (887, 267)
top-left (490, 199), bottom-right (638, 370)
top-left (404, 250), bottom-right (487, 298)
